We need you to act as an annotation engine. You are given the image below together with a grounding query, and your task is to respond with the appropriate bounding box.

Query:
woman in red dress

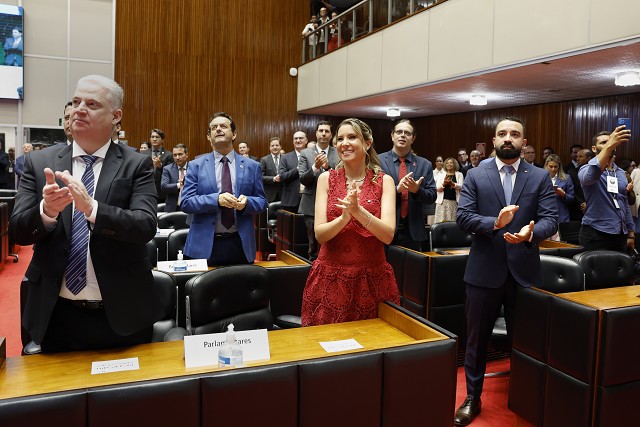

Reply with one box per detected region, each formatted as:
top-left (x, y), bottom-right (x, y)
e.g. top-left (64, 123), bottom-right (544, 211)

top-left (301, 118), bottom-right (400, 326)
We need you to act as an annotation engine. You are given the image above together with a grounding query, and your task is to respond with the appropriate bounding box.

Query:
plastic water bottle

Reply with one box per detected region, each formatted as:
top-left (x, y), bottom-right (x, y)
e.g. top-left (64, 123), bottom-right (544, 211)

top-left (173, 250), bottom-right (188, 272)
top-left (218, 323), bottom-right (243, 368)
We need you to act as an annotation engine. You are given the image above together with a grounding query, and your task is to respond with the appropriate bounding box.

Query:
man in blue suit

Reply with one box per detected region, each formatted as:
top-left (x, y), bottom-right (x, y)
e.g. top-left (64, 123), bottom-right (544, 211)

top-left (454, 117), bottom-right (558, 426)
top-left (379, 119), bottom-right (436, 251)
top-left (180, 112), bottom-right (267, 266)
top-left (161, 144), bottom-right (189, 212)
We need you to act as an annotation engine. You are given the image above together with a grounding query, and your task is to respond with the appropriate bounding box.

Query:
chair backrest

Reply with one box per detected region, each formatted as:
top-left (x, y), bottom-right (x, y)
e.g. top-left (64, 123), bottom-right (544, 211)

top-left (185, 265), bottom-right (272, 335)
top-left (157, 203), bottom-right (166, 212)
top-left (268, 201), bottom-right (281, 222)
top-left (538, 254), bottom-right (584, 293)
top-left (573, 250), bottom-right (635, 290)
top-left (157, 211), bottom-right (189, 230)
top-left (151, 270), bottom-right (178, 342)
top-left (167, 229), bottom-right (190, 260)
top-left (429, 222), bottom-right (473, 250)
top-left (558, 221), bottom-right (581, 244)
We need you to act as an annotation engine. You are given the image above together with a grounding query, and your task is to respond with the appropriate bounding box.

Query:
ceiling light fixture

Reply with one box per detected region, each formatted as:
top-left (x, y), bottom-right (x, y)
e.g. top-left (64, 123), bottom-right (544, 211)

top-left (615, 71), bottom-right (640, 87)
top-left (386, 108), bottom-right (401, 117)
top-left (469, 95), bottom-right (487, 106)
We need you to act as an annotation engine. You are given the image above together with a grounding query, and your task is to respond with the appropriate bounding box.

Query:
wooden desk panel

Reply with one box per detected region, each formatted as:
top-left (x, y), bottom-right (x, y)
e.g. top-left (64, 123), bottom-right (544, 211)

top-left (558, 285), bottom-right (640, 310)
top-left (0, 304), bottom-right (447, 400)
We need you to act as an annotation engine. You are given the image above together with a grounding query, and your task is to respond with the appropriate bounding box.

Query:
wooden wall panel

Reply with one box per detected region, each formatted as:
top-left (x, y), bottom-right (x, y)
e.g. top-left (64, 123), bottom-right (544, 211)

top-left (351, 93), bottom-right (640, 165)
top-left (115, 0), bottom-right (325, 157)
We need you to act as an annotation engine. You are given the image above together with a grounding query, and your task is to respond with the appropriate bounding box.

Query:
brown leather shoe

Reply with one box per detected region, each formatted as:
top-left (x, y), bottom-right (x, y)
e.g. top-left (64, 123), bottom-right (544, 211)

top-left (454, 395), bottom-right (482, 426)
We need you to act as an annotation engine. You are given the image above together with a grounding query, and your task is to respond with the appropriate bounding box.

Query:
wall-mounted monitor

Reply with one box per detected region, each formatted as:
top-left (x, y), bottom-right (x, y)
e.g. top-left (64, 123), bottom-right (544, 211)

top-left (0, 4), bottom-right (24, 100)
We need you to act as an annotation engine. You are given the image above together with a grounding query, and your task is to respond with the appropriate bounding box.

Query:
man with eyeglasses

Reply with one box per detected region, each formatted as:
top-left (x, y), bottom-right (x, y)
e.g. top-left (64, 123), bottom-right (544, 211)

top-left (379, 119), bottom-right (436, 251)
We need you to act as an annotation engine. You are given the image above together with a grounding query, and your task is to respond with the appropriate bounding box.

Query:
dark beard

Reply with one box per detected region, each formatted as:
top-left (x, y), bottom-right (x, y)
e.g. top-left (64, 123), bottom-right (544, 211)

top-left (496, 146), bottom-right (520, 160)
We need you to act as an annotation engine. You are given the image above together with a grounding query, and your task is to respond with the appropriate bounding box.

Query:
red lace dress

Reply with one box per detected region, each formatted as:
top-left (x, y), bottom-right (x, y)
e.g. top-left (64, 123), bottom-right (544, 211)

top-left (301, 168), bottom-right (400, 326)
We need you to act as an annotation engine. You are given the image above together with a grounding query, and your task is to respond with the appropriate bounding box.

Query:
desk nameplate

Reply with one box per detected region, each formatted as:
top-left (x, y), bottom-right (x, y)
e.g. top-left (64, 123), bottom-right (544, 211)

top-left (0, 305), bottom-right (447, 400)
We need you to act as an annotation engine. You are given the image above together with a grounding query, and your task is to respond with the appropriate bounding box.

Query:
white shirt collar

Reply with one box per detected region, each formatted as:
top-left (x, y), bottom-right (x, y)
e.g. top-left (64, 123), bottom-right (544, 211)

top-left (495, 157), bottom-right (521, 173)
top-left (72, 139), bottom-right (111, 159)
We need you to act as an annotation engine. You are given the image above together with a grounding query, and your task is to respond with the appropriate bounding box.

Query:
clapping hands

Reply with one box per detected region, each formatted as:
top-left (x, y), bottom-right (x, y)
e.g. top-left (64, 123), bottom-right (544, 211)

top-left (336, 182), bottom-right (360, 219)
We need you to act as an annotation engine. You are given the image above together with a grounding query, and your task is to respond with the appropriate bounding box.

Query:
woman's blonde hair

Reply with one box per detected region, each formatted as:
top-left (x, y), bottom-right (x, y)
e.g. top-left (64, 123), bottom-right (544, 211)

top-left (334, 118), bottom-right (383, 182)
top-left (545, 154), bottom-right (567, 180)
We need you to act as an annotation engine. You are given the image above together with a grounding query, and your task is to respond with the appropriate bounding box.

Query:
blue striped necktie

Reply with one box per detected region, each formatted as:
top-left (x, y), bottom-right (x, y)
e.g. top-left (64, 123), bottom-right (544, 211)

top-left (502, 165), bottom-right (514, 205)
top-left (65, 155), bottom-right (98, 295)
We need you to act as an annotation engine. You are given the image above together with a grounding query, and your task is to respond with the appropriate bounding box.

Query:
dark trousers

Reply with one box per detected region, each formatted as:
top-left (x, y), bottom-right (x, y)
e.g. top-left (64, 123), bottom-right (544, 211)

top-left (579, 225), bottom-right (627, 253)
top-left (304, 215), bottom-right (319, 261)
top-left (464, 273), bottom-right (518, 399)
top-left (41, 297), bottom-right (152, 354)
top-left (208, 233), bottom-right (249, 266)
top-left (391, 217), bottom-right (423, 252)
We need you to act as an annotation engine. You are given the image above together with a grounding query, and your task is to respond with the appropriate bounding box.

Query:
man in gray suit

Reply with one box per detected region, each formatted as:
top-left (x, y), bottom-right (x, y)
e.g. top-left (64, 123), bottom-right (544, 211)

top-left (298, 121), bottom-right (338, 260)
top-left (278, 131), bottom-right (307, 213)
top-left (260, 137), bottom-right (283, 202)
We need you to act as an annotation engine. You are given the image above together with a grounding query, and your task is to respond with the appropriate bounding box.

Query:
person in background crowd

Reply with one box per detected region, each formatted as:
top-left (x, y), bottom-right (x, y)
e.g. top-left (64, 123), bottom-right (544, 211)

top-left (302, 16), bottom-right (319, 60)
top-left (299, 121), bottom-right (338, 260)
top-left (279, 131), bottom-right (307, 213)
top-left (630, 160), bottom-right (640, 242)
top-left (260, 137), bottom-right (283, 203)
top-left (579, 128), bottom-right (634, 253)
top-left (238, 141), bottom-right (258, 161)
top-left (426, 155), bottom-right (445, 226)
top-left (435, 157), bottom-right (463, 223)
top-left (147, 129), bottom-right (174, 203)
top-left (9, 74), bottom-right (163, 353)
top-left (15, 142), bottom-right (32, 188)
top-left (6, 147), bottom-right (16, 189)
top-left (301, 118), bottom-right (399, 326)
top-left (139, 142), bottom-right (149, 153)
top-left (542, 146), bottom-right (554, 163)
top-left (379, 119), bottom-right (436, 251)
top-left (458, 148), bottom-right (471, 177)
top-left (522, 145), bottom-right (542, 168)
top-left (544, 154), bottom-right (574, 239)
top-left (161, 144), bottom-right (190, 212)
top-left (564, 144), bottom-right (583, 173)
top-left (469, 150), bottom-right (481, 168)
top-left (180, 112), bottom-right (267, 266)
top-left (0, 142), bottom-right (10, 189)
top-left (60, 101), bottom-right (74, 145)
top-left (567, 148), bottom-right (594, 221)
top-left (455, 117), bottom-right (557, 426)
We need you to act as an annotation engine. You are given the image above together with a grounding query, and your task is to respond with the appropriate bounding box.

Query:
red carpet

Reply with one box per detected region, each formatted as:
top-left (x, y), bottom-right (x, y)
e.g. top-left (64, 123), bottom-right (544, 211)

top-left (455, 357), bottom-right (516, 426)
top-left (0, 245), bottom-right (30, 357)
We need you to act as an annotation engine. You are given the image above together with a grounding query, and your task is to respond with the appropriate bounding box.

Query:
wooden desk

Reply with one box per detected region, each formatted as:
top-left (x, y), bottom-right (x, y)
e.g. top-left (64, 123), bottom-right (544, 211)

top-left (558, 285), bottom-right (640, 310)
top-left (0, 304), bottom-right (458, 427)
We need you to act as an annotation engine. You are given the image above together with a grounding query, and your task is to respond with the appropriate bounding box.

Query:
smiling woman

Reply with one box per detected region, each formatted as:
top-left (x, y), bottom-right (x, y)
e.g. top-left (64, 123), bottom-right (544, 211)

top-left (301, 117), bottom-right (400, 327)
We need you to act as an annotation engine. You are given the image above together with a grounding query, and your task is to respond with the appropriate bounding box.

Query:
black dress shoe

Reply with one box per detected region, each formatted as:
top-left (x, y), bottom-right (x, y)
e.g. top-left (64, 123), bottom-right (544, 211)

top-left (454, 395), bottom-right (482, 426)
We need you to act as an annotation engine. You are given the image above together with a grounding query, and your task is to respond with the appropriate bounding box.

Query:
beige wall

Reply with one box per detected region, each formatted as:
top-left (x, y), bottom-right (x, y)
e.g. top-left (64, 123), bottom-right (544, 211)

top-left (297, 0), bottom-right (640, 111)
top-left (0, 0), bottom-right (114, 152)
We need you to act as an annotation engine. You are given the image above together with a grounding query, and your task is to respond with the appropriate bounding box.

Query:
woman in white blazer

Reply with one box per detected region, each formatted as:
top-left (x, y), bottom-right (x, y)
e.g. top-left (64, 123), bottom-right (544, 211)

top-left (434, 157), bottom-right (463, 223)
top-left (427, 155), bottom-right (446, 225)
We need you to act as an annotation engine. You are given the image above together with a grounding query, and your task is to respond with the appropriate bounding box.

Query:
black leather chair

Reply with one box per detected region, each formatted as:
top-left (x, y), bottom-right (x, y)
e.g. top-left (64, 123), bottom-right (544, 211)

top-left (266, 201), bottom-right (281, 252)
top-left (146, 239), bottom-right (158, 267)
top-left (429, 221), bottom-right (473, 252)
top-left (538, 254), bottom-right (585, 293)
top-left (157, 203), bottom-right (166, 212)
top-left (180, 265), bottom-right (273, 336)
top-left (157, 211), bottom-right (189, 230)
top-left (167, 229), bottom-right (190, 260)
top-left (573, 250), bottom-right (635, 290)
top-left (558, 221), bottom-right (581, 244)
top-left (0, 189), bottom-right (19, 262)
top-left (151, 270), bottom-right (183, 342)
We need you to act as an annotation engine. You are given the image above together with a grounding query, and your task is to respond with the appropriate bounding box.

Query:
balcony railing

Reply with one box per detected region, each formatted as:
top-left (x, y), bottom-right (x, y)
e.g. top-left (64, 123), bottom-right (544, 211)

top-left (301, 0), bottom-right (443, 64)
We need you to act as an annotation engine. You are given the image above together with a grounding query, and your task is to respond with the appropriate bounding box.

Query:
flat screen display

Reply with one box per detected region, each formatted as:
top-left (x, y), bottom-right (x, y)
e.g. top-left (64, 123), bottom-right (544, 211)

top-left (0, 5), bottom-right (24, 100)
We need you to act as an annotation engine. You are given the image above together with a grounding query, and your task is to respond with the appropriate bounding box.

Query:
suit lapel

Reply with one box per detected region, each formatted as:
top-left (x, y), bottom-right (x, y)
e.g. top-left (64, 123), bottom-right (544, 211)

top-left (94, 143), bottom-right (122, 204)
top-left (204, 153), bottom-right (217, 194)
top-left (382, 153), bottom-right (398, 182)
top-left (485, 160), bottom-right (506, 206)
top-left (511, 162), bottom-right (531, 203)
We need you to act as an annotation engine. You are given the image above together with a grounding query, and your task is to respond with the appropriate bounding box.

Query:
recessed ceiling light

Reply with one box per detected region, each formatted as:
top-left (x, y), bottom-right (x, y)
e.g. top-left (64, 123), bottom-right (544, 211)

top-left (615, 71), bottom-right (640, 87)
top-left (387, 108), bottom-right (401, 117)
top-left (469, 95), bottom-right (487, 106)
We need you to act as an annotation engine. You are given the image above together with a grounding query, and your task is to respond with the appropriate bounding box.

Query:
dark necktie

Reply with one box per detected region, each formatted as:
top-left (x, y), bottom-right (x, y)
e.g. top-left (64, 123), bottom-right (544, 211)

top-left (65, 155), bottom-right (98, 295)
top-left (502, 165), bottom-right (515, 204)
top-left (177, 167), bottom-right (185, 205)
top-left (220, 157), bottom-right (234, 228)
top-left (399, 157), bottom-right (408, 218)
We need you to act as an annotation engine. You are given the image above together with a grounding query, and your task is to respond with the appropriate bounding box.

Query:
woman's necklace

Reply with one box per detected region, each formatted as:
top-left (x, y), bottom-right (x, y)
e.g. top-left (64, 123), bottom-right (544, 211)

top-left (346, 173), bottom-right (366, 184)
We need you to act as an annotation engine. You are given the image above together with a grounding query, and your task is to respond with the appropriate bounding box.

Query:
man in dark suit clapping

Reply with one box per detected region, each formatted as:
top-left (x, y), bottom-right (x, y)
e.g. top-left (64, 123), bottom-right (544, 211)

top-left (161, 144), bottom-right (189, 212)
top-left (260, 137), bottom-right (283, 203)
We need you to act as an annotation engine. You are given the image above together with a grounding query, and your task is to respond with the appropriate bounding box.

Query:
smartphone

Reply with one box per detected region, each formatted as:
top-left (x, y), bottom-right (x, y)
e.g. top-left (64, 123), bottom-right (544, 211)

top-left (618, 117), bottom-right (631, 131)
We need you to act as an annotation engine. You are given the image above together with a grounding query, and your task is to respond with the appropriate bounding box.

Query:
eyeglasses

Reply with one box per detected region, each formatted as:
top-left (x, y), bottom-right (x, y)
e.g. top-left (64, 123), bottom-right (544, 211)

top-left (394, 130), bottom-right (414, 137)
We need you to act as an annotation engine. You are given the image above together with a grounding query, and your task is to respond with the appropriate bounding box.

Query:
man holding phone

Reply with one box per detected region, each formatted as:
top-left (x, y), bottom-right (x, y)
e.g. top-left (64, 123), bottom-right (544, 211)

top-left (579, 125), bottom-right (634, 253)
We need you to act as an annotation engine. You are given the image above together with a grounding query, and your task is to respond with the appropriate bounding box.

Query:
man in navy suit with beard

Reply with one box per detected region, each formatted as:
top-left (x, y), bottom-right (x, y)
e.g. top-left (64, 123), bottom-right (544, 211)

top-left (454, 117), bottom-right (558, 425)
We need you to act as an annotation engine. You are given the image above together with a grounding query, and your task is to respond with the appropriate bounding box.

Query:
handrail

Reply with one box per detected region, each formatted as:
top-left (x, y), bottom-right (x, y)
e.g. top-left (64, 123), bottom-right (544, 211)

top-left (301, 0), bottom-right (443, 64)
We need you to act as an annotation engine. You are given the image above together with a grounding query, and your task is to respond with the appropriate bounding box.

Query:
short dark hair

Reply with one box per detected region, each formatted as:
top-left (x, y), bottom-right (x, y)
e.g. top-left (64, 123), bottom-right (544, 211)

top-left (393, 119), bottom-right (416, 137)
top-left (173, 143), bottom-right (188, 153)
top-left (316, 120), bottom-right (332, 132)
top-left (63, 101), bottom-right (72, 115)
top-left (269, 137), bottom-right (280, 143)
top-left (150, 128), bottom-right (165, 139)
top-left (570, 144), bottom-right (583, 152)
top-left (592, 131), bottom-right (610, 146)
top-left (208, 112), bottom-right (236, 133)
top-left (496, 116), bottom-right (526, 136)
